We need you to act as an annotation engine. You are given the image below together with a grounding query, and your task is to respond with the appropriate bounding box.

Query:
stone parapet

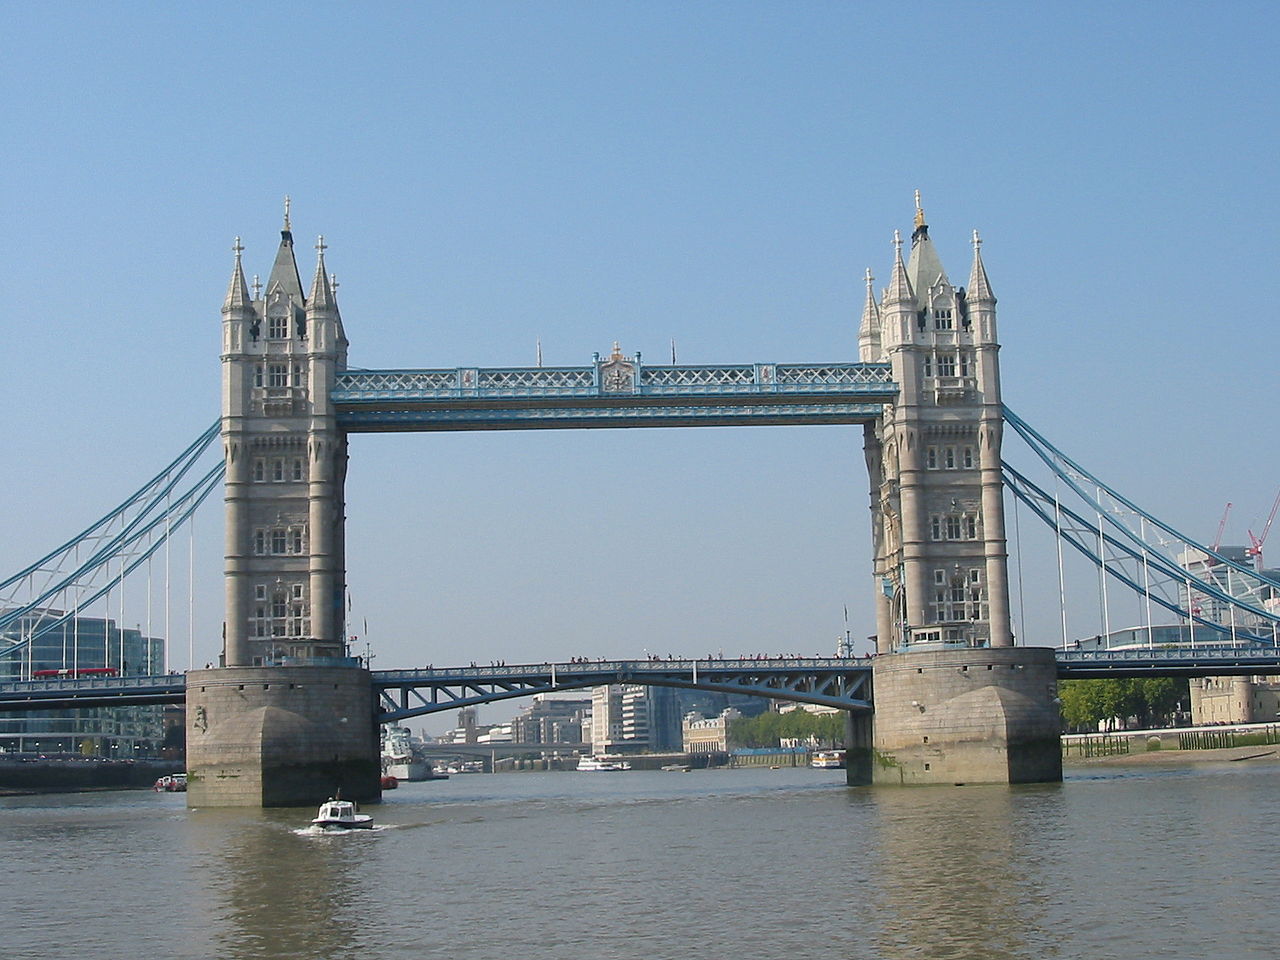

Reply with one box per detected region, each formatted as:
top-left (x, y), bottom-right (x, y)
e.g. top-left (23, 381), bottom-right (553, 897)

top-left (186, 665), bottom-right (379, 807)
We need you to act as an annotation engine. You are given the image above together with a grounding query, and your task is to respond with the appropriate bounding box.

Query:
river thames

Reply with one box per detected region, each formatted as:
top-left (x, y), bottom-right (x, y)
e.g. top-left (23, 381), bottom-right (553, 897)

top-left (2, 760), bottom-right (1277, 960)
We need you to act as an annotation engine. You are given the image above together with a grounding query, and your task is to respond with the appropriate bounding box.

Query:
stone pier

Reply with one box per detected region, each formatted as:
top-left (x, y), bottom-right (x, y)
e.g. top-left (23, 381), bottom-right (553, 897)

top-left (185, 666), bottom-right (380, 807)
top-left (847, 646), bottom-right (1062, 786)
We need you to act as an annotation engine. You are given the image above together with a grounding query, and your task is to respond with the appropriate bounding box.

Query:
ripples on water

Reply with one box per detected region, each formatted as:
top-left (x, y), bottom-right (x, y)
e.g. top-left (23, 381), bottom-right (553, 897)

top-left (3, 762), bottom-right (1279, 960)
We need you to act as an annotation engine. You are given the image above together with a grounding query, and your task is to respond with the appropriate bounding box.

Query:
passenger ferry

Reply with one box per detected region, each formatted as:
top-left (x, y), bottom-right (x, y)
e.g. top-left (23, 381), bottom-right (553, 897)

top-left (810, 750), bottom-right (845, 769)
top-left (576, 756), bottom-right (632, 772)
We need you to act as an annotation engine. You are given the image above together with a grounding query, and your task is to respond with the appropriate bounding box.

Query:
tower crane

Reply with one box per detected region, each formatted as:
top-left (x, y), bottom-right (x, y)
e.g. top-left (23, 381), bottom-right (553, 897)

top-left (1212, 502), bottom-right (1232, 552)
top-left (1246, 489), bottom-right (1280, 567)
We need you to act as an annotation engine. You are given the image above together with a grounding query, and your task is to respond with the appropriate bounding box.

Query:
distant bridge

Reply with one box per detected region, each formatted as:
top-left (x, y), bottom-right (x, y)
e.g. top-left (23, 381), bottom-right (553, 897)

top-left (2, 648), bottom-right (1279, 716)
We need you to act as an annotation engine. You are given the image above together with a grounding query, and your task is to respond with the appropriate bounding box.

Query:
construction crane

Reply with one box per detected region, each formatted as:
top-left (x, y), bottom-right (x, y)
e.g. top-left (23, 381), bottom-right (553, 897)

top-left (1212, 502), bottom-right (1232, 552)
top-left (1246, 489), bottom-right (1280, 567)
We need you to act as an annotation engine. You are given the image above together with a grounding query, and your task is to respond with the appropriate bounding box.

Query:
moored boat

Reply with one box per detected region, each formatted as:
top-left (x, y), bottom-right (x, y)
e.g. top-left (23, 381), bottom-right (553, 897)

top-left (381, 724), bottom-right (434, 781)
top-left (153, 773), bottom-right (187, 792)
top-left (810, 750), bottom-right (845, 769)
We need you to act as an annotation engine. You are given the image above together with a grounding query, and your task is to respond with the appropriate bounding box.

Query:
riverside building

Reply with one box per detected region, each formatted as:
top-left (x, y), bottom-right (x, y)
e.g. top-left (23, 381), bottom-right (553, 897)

top-left (0, 610), bottom-right (166, 755)
top-left (589, 684), bottom-right (682, 753)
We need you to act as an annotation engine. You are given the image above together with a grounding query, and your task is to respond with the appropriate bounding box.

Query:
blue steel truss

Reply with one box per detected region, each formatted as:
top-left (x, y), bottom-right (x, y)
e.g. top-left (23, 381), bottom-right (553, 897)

top-left (371, 658), bottom-right (874, 723)
top-left (333, 361), bottom-right (896, 432)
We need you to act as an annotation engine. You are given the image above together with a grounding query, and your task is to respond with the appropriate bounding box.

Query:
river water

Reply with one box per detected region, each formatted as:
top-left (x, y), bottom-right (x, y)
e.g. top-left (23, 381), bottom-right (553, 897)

top-left (2, 761), bottom-right (1277, 960)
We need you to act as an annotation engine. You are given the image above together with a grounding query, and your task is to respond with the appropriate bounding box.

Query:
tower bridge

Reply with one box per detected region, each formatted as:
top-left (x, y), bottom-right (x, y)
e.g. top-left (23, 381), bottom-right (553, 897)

top-left (191, 195), bottom-right (1046, 804)
top-left (5, 196), bottom-right (1277, 805)
top-left (219, 195), bottom-right (1012, 674)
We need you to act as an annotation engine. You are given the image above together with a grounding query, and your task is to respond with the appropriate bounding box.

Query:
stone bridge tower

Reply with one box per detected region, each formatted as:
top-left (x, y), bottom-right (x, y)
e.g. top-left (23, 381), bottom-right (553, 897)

top-left (860, 195), bottom-right (1012, 654)
top-left (190, 205), bottom-right (375, 808)
top-left (850, 197), bottom-right (1060, 786)
top-left (220, 203), bottom-right (349, 667)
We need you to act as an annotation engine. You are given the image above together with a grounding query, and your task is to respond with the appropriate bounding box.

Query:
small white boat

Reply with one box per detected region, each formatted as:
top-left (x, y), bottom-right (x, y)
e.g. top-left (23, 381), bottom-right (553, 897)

top-left (311, 797), bottom-right (374, 830)
top-left (576, 756), bottom-right (631, 772)
top-left (810, 750), bottom-right (845, 769)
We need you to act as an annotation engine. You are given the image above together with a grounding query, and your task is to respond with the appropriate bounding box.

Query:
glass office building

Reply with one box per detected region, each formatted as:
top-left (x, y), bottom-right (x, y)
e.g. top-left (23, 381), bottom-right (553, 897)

top-left (0, 609), bottom-right (167, 755)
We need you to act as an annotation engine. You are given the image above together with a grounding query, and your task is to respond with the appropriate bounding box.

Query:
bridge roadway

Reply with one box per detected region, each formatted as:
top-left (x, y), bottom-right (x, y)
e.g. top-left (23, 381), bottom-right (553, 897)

top-left (2, 647), bottom-right (1280, 715)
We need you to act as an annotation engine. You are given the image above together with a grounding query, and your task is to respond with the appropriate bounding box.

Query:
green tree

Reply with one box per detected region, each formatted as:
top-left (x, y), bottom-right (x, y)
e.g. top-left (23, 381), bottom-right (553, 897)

top-left (1058, 678), bottom-right (1189, 731)
top-left (727, 709), bottom-right (847, 748)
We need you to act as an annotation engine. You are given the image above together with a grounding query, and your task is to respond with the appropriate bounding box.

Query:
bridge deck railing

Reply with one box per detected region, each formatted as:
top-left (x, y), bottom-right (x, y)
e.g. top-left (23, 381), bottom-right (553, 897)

top-left (373, 656), bottom-right (872, 682)
top-left (333, 364), bottom-right (895, 403)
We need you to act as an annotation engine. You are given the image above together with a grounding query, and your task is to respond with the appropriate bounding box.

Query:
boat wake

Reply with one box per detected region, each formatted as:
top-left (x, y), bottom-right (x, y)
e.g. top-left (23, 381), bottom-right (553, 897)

top-left (293, 823), bottom-right (396, 837)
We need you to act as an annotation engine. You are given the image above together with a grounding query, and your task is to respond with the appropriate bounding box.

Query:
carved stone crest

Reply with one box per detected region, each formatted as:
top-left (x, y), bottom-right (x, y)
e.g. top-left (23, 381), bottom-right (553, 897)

top-left (599, 341), bottom-right (636, 394)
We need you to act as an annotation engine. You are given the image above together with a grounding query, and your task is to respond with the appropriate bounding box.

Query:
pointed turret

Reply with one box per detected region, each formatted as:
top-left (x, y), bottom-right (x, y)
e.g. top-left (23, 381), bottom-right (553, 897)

top-left (223, 237), bottom-right (253, 314)
top-left (857, 268), bottom-right (882, 362)
top-left (905, 191), bottom-right (949, 307)
top-left (265, 197), bottom-right (306, 304)
top-left (880, 230), bottom-right (917, 349)
top-left (966, 229), bottom-right (998, 347)
top-left (308, 235), bottom-right (336, 312)
top-left (967, 229), bottom-right (995, 305)
top-left (884, 230), bottom-right (914, 306)
top-left (306, 235), bottom-right (349, 352)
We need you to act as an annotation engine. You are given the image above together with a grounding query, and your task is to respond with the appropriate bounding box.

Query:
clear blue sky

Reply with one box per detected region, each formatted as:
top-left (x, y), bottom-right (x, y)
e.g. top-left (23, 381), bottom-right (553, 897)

top-left (2, 3), bottom-right (1276, 707)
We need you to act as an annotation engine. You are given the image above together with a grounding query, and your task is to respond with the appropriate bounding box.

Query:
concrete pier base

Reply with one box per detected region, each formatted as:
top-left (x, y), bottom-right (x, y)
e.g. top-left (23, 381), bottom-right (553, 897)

top-left (847, 646), bottom-right (1062, 786)
top-left (185, 666), bottom-right (380, 808)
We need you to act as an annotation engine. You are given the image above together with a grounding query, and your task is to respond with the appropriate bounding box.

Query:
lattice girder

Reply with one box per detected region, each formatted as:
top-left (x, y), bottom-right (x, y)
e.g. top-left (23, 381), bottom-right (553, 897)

top-left (332, 361), bottom-right (896, 432)
top-left (372, 658), bottom-right (874, 723)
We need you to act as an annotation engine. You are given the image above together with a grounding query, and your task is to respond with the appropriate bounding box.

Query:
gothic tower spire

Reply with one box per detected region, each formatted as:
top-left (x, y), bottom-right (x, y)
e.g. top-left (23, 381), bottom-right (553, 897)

top-left (905, 191), bottom-right (949, 311)
top-left (857, 268), bottom-right (882, 362)
top-left (308, 235), bottom-right (337, 312)
top-left (884, 230), bottom-right (914, 306)
top-left (223, 237), bottom-right (252, 315)
top-left (967, 229), bottom-right (996, 305)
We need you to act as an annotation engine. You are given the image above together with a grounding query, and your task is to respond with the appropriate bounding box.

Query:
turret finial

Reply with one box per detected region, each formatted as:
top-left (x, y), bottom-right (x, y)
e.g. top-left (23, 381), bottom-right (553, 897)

top-left (232, 236), bottom-right (244, 261)
top-left (893, 228), bottom-right (902, 253)
top-left (914, 190), bottom-right (925, 229)
top-left (283, 195), bottom-right (292, 231)
top-left (316, 234), bottom-right (327, 256)
top-left (972, 229), bottom-right (982, 250)
top-left (252, 274), bottom-right (261, 299)
top-left (331, 273), bottom-right (339, 297)
top-left (865, 267), bottom-right (874, 290)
